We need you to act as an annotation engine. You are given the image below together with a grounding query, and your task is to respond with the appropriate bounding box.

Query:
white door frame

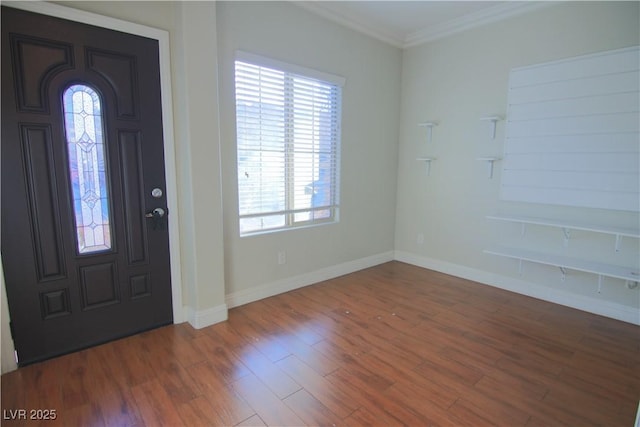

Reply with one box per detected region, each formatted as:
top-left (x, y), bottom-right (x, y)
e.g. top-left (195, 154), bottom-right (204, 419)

top-left (1, 2), bottom-right (184, 324)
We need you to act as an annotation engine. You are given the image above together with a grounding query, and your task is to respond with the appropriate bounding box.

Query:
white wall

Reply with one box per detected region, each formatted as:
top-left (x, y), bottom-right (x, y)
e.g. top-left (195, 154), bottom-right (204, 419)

top-left (216, 1), bottom-right (401, 304)
top-left (395, 1), bottom-right (640, 323)
top-left (172, 2), bottom-right (227, 325)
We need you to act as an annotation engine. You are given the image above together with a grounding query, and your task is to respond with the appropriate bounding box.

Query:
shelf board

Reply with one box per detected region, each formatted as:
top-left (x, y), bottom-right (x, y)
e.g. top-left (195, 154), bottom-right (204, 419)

top-left (487, 214), bottom-right (640, 238)
top-left (484, 245), bottom-right (639, 282)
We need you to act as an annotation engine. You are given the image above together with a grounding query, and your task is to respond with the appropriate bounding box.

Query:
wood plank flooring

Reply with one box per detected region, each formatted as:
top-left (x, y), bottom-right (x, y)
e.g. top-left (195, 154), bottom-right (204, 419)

top-left (2, 261), bottom-right (639, 426)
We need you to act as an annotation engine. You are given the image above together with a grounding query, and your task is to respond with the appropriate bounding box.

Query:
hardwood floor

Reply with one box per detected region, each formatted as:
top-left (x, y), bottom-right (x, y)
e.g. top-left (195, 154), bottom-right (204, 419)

top-left (2, 261), bottom-right (639, 426)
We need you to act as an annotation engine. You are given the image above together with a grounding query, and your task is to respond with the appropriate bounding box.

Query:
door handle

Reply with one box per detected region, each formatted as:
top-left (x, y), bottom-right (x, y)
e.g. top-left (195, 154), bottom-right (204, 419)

top-left (145, 207), bottom-right (166, 218)
top-left (145, 208), bottom-right (167, 230)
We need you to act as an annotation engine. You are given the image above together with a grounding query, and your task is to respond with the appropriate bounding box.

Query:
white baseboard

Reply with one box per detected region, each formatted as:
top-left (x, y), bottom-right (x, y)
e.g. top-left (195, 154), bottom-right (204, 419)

top-left (206, 249), bottom-right (638, 328)
top-left (184, 303), bottom-right (229, 329)
top-left (226, 251), bottom-right (395, 309)
top-left (394, 250), bottom-right (640, 326)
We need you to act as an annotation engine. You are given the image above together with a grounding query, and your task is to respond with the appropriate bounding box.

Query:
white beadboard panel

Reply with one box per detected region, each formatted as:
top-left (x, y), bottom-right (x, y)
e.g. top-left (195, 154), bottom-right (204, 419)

top-left (508, 92), bottom-right (639, 122)
top-left (501, 46), bottom-right (640, 212)
top-left (506, 112), bottom-right (639, 138)
top-left (504, 153), bottom-right (638, 173)
top-left (507, 71), bottom-right (639, 105)
top-left (505, 133), bottom-right (639, 154)
top-left (502, 170), bottom-right (639, 193)
top-left (508, 46), bottom-right (640, 88)
top-left (501, 186), bottom-right (639, 212)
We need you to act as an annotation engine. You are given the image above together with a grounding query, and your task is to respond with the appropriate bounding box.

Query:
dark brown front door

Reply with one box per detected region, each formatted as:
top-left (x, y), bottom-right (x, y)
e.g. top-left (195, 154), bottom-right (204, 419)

top-left (1, 6), bottom-right (173, 365)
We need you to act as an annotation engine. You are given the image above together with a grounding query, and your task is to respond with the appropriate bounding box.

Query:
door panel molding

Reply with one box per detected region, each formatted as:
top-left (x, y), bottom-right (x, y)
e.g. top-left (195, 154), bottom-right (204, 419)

top-left (79, 262), bottom-right (120, 310)
top-left (10, 34), bottom-right (74, 113)
top-left (2, 2), bottom-right (183, 332)
top-left (130, 273), bottom-right (151, 300)
top-left (87, 49), bottom-right (139, 119)
top-left (119, 130), bottom-right (148, 265)
top-left (20, 123), bottom-right (67, 282)
top-left (40, 288), bottom-right (72, 320)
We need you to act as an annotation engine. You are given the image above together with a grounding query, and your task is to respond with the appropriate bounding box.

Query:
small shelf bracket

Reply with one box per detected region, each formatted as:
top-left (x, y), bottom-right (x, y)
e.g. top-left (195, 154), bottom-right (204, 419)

top-left (418, 122), bottom-right (438, 143)
top-left (559, 266), bottom-right (567, 282)
top-left (416, 157), bottom-right (436, 176)
top-left (476, 157), bottom-right (501, 179)
top-left (597, 274), bottom-right (603, 294)
top-left (628, 272), bottom-right (639, 289)
top-left (480, 115), bottom-right (503, 139)
top-left (614, 234), bottom-right (621, 252)
top-left (562, 228), bottom-right (571, 246)
top-left (518, 259), bottom-right (523, 276)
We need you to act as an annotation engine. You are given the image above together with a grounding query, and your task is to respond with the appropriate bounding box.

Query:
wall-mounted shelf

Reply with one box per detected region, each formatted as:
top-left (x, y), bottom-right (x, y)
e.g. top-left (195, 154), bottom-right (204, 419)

top-left (418, 122), bottom-right (438, 143)
top-left (484, 245), bottom-right (640, 290)
top-left (487, 214), bottom-right (640, 252)
top-left (480, 115), bottom-right (503, 139)
top-left (416, 157), bottom-right (436, 176)
top-left (476, 157), bottom-right (501, 179)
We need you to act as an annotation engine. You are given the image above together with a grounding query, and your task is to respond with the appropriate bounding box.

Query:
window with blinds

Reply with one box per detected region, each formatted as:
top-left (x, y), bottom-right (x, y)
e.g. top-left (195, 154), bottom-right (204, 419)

top-left (234, 52), bottom-right (344, 235)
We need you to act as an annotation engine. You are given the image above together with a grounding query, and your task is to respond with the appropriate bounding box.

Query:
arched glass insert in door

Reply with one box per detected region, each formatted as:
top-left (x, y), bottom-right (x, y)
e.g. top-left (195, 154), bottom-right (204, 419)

top-left (62, 84), bottom-right (112, 254)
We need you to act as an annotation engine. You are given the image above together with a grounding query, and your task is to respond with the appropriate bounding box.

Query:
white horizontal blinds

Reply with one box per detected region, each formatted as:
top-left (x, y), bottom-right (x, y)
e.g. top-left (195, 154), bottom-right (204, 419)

top-left (236, 61), bottom-right (287, 230)
top-left (501, 46), bottom-right (640, 211)
top-left (235, 54), bottom-right (342, 234)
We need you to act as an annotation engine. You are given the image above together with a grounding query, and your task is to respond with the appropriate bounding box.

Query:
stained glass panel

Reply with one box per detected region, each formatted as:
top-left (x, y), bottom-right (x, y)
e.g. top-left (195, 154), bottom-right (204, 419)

top-left (62, 85), bottom-right (111, 254)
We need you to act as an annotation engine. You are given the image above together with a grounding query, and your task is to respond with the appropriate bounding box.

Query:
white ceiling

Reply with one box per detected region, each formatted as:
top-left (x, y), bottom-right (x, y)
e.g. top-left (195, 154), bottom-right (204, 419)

top-left (294, 1), bottom-right (550, 48)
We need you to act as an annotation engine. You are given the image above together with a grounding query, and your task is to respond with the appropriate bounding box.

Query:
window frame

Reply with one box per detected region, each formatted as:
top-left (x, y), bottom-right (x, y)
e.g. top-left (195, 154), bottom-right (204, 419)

top-left (234, 51), bottom-right (345, 237)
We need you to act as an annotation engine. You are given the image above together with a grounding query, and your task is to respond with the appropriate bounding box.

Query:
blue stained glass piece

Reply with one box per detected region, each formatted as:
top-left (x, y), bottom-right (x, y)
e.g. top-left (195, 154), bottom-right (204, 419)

top-left (97, 145), bottom-right (106, 172)
top-left (63, 84), bottom-right (111, 254)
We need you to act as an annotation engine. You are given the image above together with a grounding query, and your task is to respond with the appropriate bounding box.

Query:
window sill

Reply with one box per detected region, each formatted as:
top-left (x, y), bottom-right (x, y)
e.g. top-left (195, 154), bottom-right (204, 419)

top-left (239, 218), bottom-right (338, 238)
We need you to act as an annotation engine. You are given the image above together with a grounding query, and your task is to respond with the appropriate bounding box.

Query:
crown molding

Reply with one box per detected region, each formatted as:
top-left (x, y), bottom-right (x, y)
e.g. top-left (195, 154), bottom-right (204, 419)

top-left (404, 1), bottom-right (555, 48)
top-left (293, 1), bottom-right (556, 50)
top-left (292, 1), bottom-right (406, 48)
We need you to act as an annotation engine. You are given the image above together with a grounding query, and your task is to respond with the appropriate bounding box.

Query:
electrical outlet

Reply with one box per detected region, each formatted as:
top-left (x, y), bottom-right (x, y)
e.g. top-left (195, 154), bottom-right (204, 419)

top-left (277, 251), bottom-right (286, 265)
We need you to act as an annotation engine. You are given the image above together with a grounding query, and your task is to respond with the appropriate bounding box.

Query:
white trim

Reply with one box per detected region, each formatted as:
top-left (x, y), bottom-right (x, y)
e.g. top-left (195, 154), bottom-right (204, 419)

top-left (225, 248), bottom-right (640, 325)
top-left (394, 251), bottom-right (640, 326)
top-left (4, 1), bottom-right (166, 41)
top-left (185, 304), bottom-right (229, 330)
top-left (292, 1), bottom-right (405, 48)
top-left (3, 1), bottom-right (184, 323)
top-left (404, 2), bottom-right (553, 48)
top-left (294, 1), bottom-right (554, 49)
top-left (226, 251), bottom-right (395, 308)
